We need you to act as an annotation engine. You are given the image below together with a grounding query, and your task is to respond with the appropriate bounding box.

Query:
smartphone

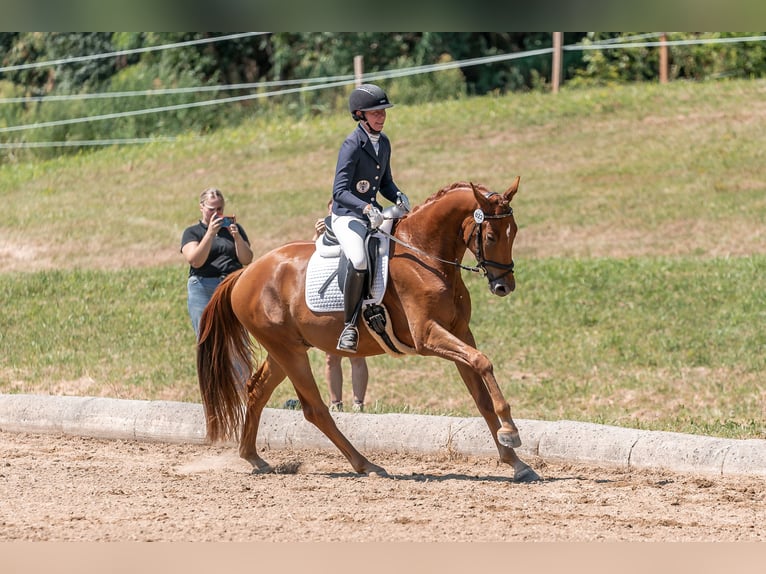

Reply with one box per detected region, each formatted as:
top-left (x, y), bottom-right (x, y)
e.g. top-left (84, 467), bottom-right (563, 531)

top-left (221, 216), bottom-right (235, 227)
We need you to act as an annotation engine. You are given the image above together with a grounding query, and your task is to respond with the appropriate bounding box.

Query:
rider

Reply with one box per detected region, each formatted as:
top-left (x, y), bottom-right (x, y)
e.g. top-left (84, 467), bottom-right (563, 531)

top-left (331, 83), bottom-right (408, 352)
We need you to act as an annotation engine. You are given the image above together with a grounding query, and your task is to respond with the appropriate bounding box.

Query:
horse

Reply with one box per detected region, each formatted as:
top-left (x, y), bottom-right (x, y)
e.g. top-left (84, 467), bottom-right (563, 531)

top-left (197, 177), bottom-right (540, 482)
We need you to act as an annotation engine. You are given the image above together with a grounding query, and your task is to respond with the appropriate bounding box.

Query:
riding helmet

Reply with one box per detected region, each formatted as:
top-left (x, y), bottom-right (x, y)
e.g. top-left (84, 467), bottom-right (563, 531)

top-left (348, 84), bottom-right (393, 120)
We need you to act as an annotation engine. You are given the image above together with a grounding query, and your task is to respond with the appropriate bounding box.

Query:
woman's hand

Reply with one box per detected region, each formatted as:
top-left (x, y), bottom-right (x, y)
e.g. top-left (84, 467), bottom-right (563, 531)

top-left (227, 217), bottom-right (240, 238)
top-left (207, 214), bottom-right (225, 237)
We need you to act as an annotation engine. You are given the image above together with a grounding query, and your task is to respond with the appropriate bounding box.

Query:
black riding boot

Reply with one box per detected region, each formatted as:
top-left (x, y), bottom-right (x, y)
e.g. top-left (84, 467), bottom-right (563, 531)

top-left (337, 267), bottom-right (367, 352)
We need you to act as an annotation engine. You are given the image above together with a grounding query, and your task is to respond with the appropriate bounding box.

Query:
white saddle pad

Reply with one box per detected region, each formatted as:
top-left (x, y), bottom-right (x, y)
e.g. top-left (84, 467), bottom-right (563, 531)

top-left (305, 238), bottom-right (389, 313)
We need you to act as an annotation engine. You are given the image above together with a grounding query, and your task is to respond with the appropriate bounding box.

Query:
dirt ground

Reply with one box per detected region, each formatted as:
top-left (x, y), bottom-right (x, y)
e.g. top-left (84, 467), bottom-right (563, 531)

top-left (1, 430), bottom-right (764, 542)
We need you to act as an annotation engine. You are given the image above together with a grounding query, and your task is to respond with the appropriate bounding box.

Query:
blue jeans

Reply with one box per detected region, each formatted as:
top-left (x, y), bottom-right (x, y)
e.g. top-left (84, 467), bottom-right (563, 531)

top-left (187, 275), bottom-right (222, 339)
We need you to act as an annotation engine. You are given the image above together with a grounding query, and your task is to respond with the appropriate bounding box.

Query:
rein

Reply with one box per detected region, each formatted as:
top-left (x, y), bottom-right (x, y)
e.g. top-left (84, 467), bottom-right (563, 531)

top-left (377, 225), bottom-right (483, 273)
top-left (378, 206), bottom-right (515, 279)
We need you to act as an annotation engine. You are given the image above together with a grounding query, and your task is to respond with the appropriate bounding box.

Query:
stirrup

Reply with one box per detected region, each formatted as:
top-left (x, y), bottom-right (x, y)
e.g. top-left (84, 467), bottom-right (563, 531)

top-left (336, 324), bottom-right (359, 352)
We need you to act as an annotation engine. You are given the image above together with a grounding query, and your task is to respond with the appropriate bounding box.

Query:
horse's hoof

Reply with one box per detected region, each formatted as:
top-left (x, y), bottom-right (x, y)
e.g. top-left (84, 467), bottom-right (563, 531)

top-left (513, 465), bottom-right (541, 483)
top-left (249, 462), bottom-right (274, 475)
top-left (365, 465), bottom-right (389, 478)
top-left (498, 429), bottom-right (522, 448)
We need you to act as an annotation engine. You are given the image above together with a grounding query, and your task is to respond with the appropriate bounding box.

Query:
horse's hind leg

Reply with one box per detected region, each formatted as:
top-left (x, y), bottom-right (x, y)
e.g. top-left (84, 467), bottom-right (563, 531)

top-left (268, 346), bottom-right (388, 477)
top-left (239, 356), bottom-right (286, 473)
top-left (454, 361), bottom-right (541, 482)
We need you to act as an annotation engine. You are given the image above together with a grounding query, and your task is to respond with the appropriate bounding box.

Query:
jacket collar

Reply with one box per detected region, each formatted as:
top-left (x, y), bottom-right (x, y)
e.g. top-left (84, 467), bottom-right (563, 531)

top-left (357, 124), bottom-right (381, 159)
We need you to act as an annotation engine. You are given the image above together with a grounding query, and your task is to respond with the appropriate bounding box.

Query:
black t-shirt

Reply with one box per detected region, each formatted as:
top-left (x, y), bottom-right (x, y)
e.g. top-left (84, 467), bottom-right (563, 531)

top-left (180, 221), bottom-right (250, 278)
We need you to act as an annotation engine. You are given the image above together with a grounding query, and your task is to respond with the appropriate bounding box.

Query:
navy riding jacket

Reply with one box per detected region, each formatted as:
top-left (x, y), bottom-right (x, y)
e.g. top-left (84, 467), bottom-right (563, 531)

top-left (331, 124), bottom-right (400, 218)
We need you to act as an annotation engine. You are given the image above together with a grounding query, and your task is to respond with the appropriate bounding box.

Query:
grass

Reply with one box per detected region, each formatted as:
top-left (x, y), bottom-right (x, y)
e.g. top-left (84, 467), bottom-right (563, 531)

top-left (2, 256), bottom-right (763, 438)
top-left (1, 79), bottom-right (765, 439)
top-left (0, 268), bottom-right (197, 401)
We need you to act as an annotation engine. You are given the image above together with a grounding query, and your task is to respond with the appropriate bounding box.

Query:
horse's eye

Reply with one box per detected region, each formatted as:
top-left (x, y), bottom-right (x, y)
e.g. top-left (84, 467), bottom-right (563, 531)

top-left (485, 232), bottom-right (496, 244)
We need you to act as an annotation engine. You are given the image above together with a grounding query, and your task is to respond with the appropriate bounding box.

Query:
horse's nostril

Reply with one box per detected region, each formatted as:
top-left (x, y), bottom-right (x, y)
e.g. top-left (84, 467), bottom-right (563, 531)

top-left (492, 283), bottom-right (511, 297)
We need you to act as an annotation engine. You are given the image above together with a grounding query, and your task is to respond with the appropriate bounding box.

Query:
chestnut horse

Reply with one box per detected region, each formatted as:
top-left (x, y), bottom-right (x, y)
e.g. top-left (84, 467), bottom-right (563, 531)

top-left (197, 178), bottom-right (540, 482)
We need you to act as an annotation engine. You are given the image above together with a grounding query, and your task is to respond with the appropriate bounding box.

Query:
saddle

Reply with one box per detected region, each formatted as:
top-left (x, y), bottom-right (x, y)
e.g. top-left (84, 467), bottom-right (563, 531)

top-left (306, 219), bottom-right (388, 308)
top-left (305, 206), bottom-right (415, 356)
top-left (315, 216), bottom-right (381, 300)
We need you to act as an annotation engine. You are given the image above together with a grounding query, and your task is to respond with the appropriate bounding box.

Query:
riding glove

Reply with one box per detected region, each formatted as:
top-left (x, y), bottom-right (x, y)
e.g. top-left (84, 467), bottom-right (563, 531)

top-left (396, 191), bottom-right (411, 212)
top-left (365, 205), bottom-right (384, 229)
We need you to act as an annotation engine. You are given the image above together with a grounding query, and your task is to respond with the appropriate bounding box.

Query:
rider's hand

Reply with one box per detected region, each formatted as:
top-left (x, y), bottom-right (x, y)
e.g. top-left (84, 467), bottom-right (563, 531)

top-left (396, 191), bottom-right (411, 212)
top-left (364, 204), bottom-right (384, 229)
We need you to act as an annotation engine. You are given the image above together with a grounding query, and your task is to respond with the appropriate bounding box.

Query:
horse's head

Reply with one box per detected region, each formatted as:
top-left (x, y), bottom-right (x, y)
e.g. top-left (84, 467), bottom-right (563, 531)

top-left (468, 177), bottom-right (520, 297)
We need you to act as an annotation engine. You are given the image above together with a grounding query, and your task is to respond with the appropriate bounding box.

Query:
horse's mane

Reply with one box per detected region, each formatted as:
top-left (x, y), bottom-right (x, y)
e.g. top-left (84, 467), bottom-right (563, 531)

top-left (408, 181), bottom-right (491, 216)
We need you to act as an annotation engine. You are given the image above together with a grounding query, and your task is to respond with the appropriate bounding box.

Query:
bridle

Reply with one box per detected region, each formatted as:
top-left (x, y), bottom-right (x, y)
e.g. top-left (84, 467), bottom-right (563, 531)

top-left (377, 203), bottom-right (516, 281)
top-left (467, 206), bottom-right (516, 281)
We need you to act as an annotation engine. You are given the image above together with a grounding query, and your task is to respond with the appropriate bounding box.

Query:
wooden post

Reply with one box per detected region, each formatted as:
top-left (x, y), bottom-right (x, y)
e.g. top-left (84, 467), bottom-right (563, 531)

top-left (552, 32), bottom-right (563, 93)
top-left (354, 55), bottom-right (364, 87)
top-left (659, 33), bottom-right (668, 84)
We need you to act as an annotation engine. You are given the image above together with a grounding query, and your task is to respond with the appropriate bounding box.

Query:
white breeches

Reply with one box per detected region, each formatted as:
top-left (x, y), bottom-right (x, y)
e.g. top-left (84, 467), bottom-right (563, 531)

top-left (331, 214), bottom-right (369, 270)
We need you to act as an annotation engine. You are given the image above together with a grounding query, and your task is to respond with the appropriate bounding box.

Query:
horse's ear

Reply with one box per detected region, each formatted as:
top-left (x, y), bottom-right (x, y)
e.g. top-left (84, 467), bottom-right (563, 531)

top-left (470, 181), bottom-right (491, 210)
top-left (504, 176), bottom-right (521, 202)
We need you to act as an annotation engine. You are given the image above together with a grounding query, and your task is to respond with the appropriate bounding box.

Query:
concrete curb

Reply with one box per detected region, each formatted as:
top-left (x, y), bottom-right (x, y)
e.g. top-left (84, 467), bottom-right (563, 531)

top-left (1, 394), bottom-right (764, 478)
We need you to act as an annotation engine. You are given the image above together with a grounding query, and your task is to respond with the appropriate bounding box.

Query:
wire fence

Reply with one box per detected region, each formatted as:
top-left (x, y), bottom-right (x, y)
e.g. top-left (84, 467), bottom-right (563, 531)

top-left (1, 33), bottom-right (765, 150)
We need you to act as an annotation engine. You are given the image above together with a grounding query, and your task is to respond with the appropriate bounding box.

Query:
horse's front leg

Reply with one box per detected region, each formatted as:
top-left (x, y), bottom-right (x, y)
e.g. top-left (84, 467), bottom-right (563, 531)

top-left (453, 361), bottom-right (540, 482)
top-left (419, 325), bottom-right (520, 440)
top-left (417, 324), bottom-right (540, 482)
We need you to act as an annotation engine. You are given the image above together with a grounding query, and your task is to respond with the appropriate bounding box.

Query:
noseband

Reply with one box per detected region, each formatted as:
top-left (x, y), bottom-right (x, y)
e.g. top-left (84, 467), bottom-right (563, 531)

top-left (468, 206), bottom-right (515, 282)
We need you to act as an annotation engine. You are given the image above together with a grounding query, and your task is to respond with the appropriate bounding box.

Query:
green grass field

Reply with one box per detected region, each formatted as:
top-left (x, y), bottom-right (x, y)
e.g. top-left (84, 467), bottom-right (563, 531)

top-left (2, 79), bottom-right (765, 438)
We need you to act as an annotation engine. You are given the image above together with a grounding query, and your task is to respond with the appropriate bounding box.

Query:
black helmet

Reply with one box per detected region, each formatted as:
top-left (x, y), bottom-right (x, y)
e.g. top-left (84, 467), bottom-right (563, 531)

top-left (348, 84), bottom-right (393, 120)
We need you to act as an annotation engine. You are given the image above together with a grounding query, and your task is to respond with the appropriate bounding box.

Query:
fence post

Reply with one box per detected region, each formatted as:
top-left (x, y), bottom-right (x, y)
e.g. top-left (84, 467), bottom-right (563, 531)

top-left (354, 55), bottom-right (364, 87)
top-left (552, 32), bottom-right (563, 93)
top-left (659, 33), bottom-right (668, 84)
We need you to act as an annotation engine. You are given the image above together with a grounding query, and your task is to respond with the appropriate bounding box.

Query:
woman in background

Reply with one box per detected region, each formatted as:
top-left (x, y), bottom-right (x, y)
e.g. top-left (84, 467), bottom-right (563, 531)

top-left (180, 187), bottom-right (253, 338)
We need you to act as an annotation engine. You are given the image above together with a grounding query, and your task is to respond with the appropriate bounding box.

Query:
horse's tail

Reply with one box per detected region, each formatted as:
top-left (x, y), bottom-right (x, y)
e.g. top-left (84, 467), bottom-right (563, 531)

top-left (196, 269), bottom-right (252, 443)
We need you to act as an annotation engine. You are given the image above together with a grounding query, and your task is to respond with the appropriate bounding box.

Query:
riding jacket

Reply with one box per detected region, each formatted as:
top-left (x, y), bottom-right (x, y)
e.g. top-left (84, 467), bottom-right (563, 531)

top-left (331, 123), bottom-right (400, 218)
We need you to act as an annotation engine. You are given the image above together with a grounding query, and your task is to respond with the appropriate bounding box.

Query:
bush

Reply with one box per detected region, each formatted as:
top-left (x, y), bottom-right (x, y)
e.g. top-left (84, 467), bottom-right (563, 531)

top-left (572, 32), bottom-right (766, 87)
